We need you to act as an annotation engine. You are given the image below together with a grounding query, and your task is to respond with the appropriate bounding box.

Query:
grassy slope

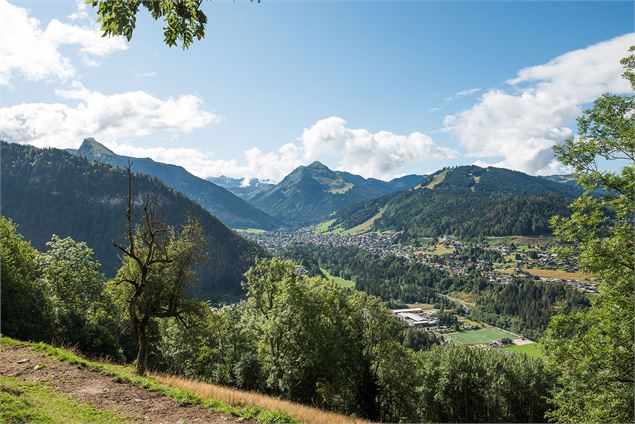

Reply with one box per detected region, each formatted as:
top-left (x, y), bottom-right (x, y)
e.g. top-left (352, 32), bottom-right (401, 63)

top-left (0, 337), bottom-right (297, 424)
top-left (0, 375), bottom-right (127, 424)
top-left (320, 267), bottom-right (355, 289)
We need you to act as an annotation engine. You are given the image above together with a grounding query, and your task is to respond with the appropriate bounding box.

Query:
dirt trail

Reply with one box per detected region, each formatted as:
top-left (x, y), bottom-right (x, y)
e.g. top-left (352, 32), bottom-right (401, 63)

top-left (0, 344), bottom-right (244, 423)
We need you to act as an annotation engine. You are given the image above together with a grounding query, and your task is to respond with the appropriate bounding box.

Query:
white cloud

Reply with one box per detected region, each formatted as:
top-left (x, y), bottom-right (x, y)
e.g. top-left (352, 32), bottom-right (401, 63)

top-left (134, 71), bottom-right (157, 79)
top-left (101, 117), bottom-right (456, 181)
top-left (444, 33), bottom-right (635, 174)
top-left (444, 87), bottom-right (481, 102)
top-left (0, 0), bottom-right (126, 85)
top-left (0, 82), bottom-right (219, 150)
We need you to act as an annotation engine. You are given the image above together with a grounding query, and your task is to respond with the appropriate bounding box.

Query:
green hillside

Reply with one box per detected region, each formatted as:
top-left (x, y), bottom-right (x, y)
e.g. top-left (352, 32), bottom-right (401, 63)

top-left (1, 141), bottom-right (264, 298)
top-left (249, 161), bottom-right (423, 227)
top-left (333, 165), bottom-right (581, 240)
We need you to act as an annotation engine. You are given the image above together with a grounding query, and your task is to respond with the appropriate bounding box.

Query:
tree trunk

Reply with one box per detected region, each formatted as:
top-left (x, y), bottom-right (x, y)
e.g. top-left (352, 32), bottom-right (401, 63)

top-left (135, 321), bottom-right (148, 376)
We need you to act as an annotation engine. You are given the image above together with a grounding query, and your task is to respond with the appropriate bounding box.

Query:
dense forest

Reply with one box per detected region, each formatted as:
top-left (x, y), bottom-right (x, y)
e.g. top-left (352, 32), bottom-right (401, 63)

top-left (333, 165), bottom-right (580, 240)
top-left (469, 279), bottom-right (590, 340)
top-left (0, 142), bottom-right (264, 298)
top-left (283, 243), bottom-right (489, 304)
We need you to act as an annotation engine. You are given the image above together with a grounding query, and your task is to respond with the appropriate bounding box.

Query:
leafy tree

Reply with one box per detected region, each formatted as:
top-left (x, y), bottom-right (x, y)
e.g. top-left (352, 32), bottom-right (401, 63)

top-left (0, 217), bottom-right (53, 341)
top-left (39, 235), bottom-right (123, 359)
top-left (543, 46), bottom-right (634, 423)
top-left (112, 167), bottom-right (208, 375)
top-left (89, 0), bottom-right (259, 49)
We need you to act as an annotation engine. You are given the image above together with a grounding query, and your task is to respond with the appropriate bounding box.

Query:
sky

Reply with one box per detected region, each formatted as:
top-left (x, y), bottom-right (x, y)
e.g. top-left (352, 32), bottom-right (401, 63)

top-left (1, 0), bottom-right (633, 183)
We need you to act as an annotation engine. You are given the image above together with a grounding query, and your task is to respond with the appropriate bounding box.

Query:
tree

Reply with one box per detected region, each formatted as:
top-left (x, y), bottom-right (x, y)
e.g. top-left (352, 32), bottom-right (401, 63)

top-left (40, 235), bottom-right (123, 359)
top-left (543, 46), bottom-right (634, 423)
top-left (113, 165), bottom-right (208, 375)
top-left (89, 0), bottom-right (259, 49)
top-left (0, 217), bottom-right (54, 341)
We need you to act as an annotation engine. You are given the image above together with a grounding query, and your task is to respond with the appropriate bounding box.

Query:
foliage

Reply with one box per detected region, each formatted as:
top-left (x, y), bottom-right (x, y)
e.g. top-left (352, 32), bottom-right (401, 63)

top-left (0, 217), bottom-right (54, 341)
top-left (39, 235), bottom-right (123, 359)
top-left (417, 345), bottom-right (553, 423)
top-left (470, 278), bottom-right (589, 340)
top-left (89, 0), bottom-right (208, 48)
top-left (543, 46), bottom-right (635, 423)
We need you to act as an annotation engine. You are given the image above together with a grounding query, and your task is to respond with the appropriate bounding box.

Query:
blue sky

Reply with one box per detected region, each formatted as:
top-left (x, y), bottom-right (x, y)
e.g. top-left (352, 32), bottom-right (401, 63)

top-left (1, 0), bottom-right (633, 181)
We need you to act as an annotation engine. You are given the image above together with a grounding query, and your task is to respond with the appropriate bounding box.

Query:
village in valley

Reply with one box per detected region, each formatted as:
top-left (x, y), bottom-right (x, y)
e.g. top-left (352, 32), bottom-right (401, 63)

top-left (240, 226), bottom-right (596, 357)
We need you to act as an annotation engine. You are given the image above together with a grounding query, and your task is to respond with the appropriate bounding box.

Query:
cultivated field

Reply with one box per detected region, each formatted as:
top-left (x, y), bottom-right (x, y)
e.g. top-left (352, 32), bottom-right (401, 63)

top-left (446, 328), bottom-right (517, 345)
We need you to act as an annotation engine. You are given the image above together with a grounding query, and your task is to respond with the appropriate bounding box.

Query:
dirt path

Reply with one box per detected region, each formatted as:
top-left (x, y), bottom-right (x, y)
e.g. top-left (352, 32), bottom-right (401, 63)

top-left (0, 344), bottom-right (244, 423)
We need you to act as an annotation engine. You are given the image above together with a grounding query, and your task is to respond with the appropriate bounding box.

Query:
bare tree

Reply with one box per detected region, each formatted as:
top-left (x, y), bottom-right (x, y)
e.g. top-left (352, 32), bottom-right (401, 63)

top-left (114, 162), bottom-right (206, 375)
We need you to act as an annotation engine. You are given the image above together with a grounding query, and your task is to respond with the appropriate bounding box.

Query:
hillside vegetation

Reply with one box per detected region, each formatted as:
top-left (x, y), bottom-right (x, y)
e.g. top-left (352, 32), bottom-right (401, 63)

top-left (1, 141), bottom-right (263, 297)
top-left (333, 165), bottom-right (581, 240)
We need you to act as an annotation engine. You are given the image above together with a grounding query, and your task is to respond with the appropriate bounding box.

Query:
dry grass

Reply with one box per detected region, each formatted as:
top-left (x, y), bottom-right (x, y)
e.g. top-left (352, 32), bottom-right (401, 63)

top-left (152, 374), bottom-right (372, 424)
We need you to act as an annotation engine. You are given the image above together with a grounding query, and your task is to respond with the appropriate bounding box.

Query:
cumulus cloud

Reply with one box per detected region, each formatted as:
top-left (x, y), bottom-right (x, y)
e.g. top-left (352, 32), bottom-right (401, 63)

top-left (0, 0), bottom-right (126, 85)
top-left (104, 117), bottom-right (455, 181)
top-left (444, 33), bottom-right (635, 174)
top-left (0, 82), bottom-right (219, 150)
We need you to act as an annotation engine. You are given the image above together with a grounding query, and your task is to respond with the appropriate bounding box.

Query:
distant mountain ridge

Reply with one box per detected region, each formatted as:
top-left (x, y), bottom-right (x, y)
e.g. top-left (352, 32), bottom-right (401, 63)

top-left (331, 165), bottom-right (582, 240)
top-left (207, 176), bottom-right (275, 200)
top-left (1, 141), bottom-right (265, 298)
top-left (71, 138), bottom-right (280, 230)
top-left (246, 161), bottom-right (425, 227)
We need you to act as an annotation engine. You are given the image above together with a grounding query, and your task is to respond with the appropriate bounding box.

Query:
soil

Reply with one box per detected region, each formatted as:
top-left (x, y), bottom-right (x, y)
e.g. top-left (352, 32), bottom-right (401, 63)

top-left (0, 344), bottom-right (247, 423)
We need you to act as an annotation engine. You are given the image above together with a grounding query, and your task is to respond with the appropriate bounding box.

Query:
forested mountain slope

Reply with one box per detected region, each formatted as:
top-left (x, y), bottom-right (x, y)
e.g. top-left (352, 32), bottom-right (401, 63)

top-left (1, 141), bottom-right (264, 298)
top-left (249, 161), bottom-right (424, 226)
top-left (71, 138), bottom-right (280, 230)
top-left (332, 165), bottom-right (581, 240)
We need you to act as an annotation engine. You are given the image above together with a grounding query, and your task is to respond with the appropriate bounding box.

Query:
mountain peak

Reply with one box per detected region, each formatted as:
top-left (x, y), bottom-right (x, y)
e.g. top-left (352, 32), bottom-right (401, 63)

top-left (306, 161), bottom-right (329, 170)
top-left (78, 138), bottom-right (115, 157)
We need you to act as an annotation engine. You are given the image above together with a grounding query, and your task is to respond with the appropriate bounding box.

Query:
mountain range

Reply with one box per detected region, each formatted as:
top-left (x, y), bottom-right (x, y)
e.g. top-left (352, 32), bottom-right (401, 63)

top-left (207, 175), bottom-right (275, 200)
top-left (329, 165), bottom-right (582, 240)
top-left (1, 141), bottom-right (264, 298)
top-left (244, 161), bottom-right (425, 227)
top-left (70, 138), bottom-right (279, 231)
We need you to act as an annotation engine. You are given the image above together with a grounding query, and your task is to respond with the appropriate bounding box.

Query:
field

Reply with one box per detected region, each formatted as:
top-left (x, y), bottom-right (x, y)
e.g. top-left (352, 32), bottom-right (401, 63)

top-left (321, 268), bottom-right (355, 289)
top-left (487, 236), bottom-right (554, 247)
top-left (446, 328), bottom-right (517, 345)
top-left (503, 343), bottom-right (544, 358)
top-left (524, 268), bottom-right (593, 280)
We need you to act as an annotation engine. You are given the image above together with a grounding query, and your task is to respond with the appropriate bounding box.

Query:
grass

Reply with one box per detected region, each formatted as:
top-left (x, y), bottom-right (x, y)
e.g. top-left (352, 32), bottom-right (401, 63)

top-left (503, 343), bottom-right (544, 358)
top-left (446, 328), bottom-right (517, 345)
top-left (342, 206), bottom-right (386, 234)
top-left (405, 303), bottom-right (435, 310)
top-left (446, 291), bottom-right (476, 305)
top-left (524, 268), bottom-right (593, 280)
top-left (0, 375), bottom-right (127, 424)
top-left (315, 219), bottom-right (337, 234)
top-left (0, 337), bottom-right (298, 424)
top-left (155, 375), bottom-right (370, 424)
top-left (321, 267), bottom-right (355, 289)
top-left (487, 236), bottom-right (554, 247)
